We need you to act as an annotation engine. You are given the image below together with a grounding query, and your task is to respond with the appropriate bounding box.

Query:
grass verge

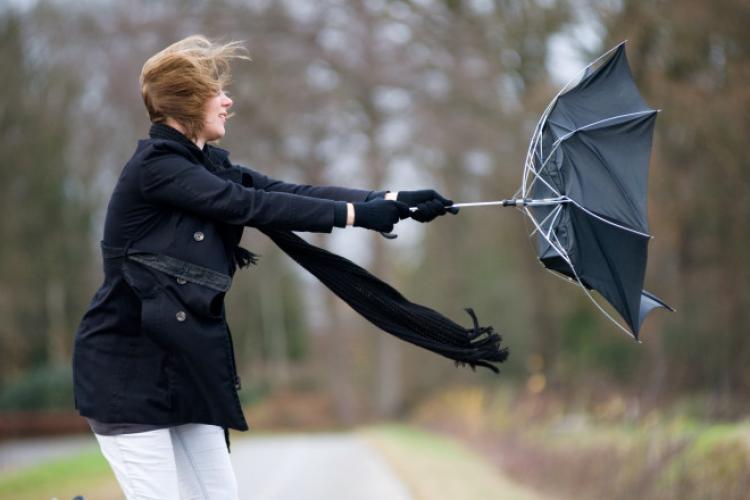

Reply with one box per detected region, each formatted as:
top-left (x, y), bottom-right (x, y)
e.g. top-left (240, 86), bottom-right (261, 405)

top-left (411, 385), bottom-right (750, 500)
top-left (359, 422), bottom-right (549, 500)
top-left (0, 445), bottom-right (120, 500)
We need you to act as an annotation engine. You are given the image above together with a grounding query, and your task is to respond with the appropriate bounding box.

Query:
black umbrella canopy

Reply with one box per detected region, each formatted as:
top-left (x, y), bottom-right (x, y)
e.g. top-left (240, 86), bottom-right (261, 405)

top-left (526, 43), bottom-right (672, 338)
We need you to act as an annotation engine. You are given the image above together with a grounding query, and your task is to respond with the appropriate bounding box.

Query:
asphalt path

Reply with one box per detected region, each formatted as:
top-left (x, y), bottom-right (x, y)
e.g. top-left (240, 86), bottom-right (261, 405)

top-left (230, 433), bottom-right (413, 500)
top-left (0, 431), bottom-right (414, 499)
top-left (0, 433), bottom-right (96, 473)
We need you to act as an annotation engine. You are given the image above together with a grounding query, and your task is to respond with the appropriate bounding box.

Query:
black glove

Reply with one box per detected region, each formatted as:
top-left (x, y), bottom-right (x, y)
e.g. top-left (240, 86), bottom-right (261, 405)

top-left (353, 199), bottom-right (410, 233)
top-left (396, 189), bottom-right (459, 223)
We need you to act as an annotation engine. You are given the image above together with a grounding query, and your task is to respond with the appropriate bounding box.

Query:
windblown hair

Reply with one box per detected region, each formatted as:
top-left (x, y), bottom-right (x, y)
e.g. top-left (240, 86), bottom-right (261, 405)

top-left (140, 35), bottom-right (250, 141)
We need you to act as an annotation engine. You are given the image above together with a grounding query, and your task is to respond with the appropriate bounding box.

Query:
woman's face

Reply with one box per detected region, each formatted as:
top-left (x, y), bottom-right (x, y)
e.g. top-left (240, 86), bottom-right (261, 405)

top-left (200, 89), bottom-right (233, 143)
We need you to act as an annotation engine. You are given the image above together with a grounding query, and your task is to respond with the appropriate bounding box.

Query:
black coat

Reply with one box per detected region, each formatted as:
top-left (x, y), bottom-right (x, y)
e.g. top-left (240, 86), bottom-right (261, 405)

top-left (72, 123), bottom-right (378, 433)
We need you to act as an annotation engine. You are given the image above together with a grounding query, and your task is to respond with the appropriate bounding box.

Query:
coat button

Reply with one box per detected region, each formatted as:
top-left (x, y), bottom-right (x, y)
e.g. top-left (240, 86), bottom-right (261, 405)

top-left (234, 375), bottom-right (242, 390)
top-left (193, 231), bottom-right (205, 241)
top-left (175, 310), bottom-right (187, 322)
top-left (176, 277), bottom-right (187, 285)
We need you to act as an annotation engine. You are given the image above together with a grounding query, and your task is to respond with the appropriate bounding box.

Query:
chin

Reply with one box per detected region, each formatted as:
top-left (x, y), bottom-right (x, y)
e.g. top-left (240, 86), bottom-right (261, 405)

top-left (206, 128), bottom-right (225, 142)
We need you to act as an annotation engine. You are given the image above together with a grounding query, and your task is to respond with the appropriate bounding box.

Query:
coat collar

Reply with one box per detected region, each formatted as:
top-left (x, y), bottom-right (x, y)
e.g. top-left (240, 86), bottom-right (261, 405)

top-left (148, 122), bottom-right (229, 172)
top-left (149, 122), bottom-right (205, 153)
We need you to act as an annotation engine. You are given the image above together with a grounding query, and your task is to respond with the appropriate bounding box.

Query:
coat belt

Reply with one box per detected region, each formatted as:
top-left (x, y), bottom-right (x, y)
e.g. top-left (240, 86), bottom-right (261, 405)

top-left (100, 241), bottom-right (232, 292)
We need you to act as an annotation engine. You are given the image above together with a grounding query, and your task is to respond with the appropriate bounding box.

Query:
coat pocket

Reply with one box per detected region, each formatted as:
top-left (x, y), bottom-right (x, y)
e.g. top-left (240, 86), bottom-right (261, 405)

top-left (122, 258), bottom-right (228, 351)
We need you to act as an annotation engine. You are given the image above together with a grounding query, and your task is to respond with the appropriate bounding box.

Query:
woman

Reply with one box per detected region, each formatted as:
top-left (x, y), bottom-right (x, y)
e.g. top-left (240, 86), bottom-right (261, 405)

top-left (71, 35), bottom-right (455, 499)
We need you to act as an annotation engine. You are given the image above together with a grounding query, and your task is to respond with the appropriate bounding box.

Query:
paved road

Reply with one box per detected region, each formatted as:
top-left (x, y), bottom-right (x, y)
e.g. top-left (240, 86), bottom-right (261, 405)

top-left (0, 431), bottom-right (413, 500)
top-left (0, 433), bottom-right (96, 473)
top-left (230, 433), bottom-right (413, 500)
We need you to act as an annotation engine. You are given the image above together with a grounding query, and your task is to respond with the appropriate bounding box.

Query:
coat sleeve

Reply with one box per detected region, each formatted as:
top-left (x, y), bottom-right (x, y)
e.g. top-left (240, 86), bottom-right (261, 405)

top-left (139, 145), bottom-right (346, 233)
top-left (235, 165), bottom-right (387, 203)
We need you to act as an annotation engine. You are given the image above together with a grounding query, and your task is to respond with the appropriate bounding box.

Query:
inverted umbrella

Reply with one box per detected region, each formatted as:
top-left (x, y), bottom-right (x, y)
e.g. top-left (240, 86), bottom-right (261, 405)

top-left (449, 42), bottom-right (672, 339)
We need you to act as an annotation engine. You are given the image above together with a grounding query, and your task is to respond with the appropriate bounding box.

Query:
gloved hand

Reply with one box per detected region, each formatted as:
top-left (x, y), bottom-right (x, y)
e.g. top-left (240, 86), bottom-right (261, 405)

top-left (353, 199), bottom-right (410, 233)
top-left (396, 189), bottom-right (459, 223)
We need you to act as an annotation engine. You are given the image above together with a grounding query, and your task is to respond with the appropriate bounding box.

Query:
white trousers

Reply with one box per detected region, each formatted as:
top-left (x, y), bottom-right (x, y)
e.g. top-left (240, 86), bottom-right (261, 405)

top-left (93, 423), bottom-right (239, 500)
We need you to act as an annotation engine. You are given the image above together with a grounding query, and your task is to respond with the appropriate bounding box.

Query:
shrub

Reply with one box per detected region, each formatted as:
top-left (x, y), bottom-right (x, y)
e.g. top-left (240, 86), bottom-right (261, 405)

top-left (0, 364), bottom-right (74, 411)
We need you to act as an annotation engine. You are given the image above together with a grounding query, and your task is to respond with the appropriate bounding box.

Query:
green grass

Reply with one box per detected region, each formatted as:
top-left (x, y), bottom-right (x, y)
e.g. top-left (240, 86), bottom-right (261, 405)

top-left (0, 445), bottom-right (119, 500)
top-left (359, 423), bottom-right (548, 500)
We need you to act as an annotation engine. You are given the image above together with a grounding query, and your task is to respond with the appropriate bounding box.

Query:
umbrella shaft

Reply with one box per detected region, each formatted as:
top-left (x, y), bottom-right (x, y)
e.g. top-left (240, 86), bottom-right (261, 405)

top-left (447, 198), bottom-right (567, 209)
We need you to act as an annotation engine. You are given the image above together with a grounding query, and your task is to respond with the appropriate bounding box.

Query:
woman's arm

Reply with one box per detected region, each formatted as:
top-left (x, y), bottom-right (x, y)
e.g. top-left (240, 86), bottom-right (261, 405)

top-left (139, 146), bottom-right (348, 232)
top-left (235, 164), bottom-right (388, 203)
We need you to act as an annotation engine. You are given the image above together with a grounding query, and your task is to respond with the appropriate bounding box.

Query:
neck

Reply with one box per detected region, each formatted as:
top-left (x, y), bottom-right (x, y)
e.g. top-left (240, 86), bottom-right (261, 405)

top-left (164, 118), bottom-right (205, 149)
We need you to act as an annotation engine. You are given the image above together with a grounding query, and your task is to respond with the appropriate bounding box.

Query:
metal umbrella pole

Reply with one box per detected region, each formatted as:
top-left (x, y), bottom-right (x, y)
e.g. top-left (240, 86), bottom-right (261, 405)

top-left (447, 197), bottom-right (569, 209)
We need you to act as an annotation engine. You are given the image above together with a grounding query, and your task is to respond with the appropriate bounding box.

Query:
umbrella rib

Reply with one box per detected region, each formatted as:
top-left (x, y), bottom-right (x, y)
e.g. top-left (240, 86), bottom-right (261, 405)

top-left (526, 160), bottom-right (564, 200)
top-left (523, 207), bottom-right (573, 258)
top-left (522, 206), bottom-right (571, 269)
top-left (524, 147), bottom-right (565, 200)
top-left (526, 129), bottom-right (551, 196)
top-left (544, 204), bottom-right (564, 240)
top-left (528, 203), bottom-right (563, 237)
top-left (525, 121), bottom-right (558, 198)
top-left (566, 199), bottom-right (651, 239)
top-left (552, 110), bottom-right (656, 146)
top-left (569, 272), bottom-right (639, 340)
top-left (539, 110), bottom-right (656, 173)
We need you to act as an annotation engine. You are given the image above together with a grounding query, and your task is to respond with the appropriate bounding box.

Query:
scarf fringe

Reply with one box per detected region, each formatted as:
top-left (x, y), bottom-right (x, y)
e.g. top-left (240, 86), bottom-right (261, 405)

top-left (234, 246), bottom-right (260, 268)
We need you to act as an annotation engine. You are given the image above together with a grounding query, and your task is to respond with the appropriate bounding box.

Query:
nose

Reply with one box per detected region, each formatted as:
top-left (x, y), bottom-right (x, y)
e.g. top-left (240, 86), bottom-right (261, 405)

top-left (223, 92), bottom-right (233, 109)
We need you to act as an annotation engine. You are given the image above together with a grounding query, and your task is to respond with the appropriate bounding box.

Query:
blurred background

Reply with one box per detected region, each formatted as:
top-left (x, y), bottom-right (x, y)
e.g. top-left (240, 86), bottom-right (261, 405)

top-left (0, 0), bottom-right (748, 498)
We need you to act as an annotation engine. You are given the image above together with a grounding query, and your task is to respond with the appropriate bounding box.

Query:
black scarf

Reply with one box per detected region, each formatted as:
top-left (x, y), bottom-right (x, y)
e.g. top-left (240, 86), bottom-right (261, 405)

top-left (260, 227), bottom-right (508, 372)
top-left (149, 123), bottom-right (508, 372)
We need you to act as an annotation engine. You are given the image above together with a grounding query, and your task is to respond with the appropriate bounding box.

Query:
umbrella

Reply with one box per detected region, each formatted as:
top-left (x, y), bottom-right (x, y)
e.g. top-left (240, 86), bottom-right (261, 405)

top-left (449, 42), bottom-right (672, 339)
